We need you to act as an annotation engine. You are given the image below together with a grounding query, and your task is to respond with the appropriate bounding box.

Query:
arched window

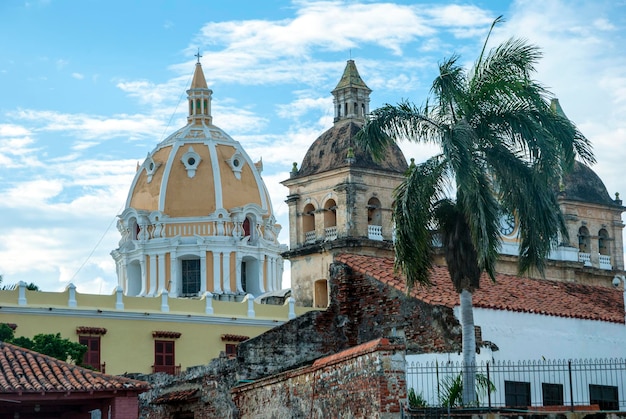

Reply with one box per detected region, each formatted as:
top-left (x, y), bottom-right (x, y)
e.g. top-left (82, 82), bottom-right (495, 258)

top-left (337, 104), bottom-right (341, 118)
top-left (303, 203), bottom-right (315, 244)
top-left (367, 197), bottom-right (382, 225)
top-left (129, 218), bottom-right (139, 240)
top-left (578, 226), bottom-right (590, 253)
top-left (241, 256), bottom-right (261, 296)
top-left (195, 99), bottom-right (201, 115)
top-left (181, 258), bottom-right (201, 296)
top-left (203, 99), bottom-right (208, 115)
top-left (367, 197), bottom-right (383, 241)
top-left (314, 279), bottom-right (328, 308)
top-left (598, 229), bottom-right (610, 255)
top-left (324, 199), bottom-right (337, 241)
top-left (354, 102), bottom-right (358, 115)
top-left (243, 218), bottom-right (251, 237)
top-left (344, 103), bottom-right (348, 117)
top-left (242, 215), bottom-right (257, 244)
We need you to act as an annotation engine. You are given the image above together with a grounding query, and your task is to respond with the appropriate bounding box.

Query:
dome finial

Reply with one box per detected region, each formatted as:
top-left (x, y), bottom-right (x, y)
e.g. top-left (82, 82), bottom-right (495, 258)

top-left (195, 48), bottom-right (202, 64)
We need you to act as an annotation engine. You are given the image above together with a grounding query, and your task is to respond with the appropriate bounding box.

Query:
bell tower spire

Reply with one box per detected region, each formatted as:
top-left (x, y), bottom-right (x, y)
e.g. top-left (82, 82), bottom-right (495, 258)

top-left (331, 59), bottom-right (371, 123)
top-left (187, 51), bottom-right (213, 125)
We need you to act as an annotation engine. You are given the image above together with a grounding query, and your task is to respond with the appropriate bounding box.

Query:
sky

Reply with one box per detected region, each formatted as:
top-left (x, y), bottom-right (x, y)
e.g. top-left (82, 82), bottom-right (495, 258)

top-left (1, 0), bottom-right (625, 294)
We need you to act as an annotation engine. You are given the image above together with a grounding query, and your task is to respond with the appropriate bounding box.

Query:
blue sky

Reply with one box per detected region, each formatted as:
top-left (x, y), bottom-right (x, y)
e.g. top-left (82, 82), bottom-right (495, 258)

top-left (1, 0), bottom-right (625, 293)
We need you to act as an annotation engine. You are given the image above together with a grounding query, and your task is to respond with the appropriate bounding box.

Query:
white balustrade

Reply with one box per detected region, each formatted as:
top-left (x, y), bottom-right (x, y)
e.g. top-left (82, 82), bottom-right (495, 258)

top-left (368, 224), bottom-right (383, 241)
top-left (578, 252), bottom-right (592, 266)
top-left (599, 254), bottom-right (612, 270)
top-left (325, 226), bottom-right (338, 241)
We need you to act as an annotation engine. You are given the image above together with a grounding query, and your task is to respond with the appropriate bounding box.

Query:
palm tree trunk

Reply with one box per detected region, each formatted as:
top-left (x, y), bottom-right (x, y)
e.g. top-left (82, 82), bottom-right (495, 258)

top-left (460, 288), bottom-right (477, 405)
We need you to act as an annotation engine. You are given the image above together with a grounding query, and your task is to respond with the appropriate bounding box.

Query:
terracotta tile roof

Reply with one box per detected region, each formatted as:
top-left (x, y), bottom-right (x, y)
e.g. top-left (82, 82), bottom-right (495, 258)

top-left (0, 342), bottom-right (150, 394)
top-left (152, 331), bottom-right (182, 339)
top-left (152, 388), bottom-right (199, 404)
top-left (221, 334), bottom-right (249, 342)
top-left (335, 254), bottom-right (625, 324)
top-left (76, 326), bottom-right (107, 335)
top-left (312, 337), bottom-right (402, 368)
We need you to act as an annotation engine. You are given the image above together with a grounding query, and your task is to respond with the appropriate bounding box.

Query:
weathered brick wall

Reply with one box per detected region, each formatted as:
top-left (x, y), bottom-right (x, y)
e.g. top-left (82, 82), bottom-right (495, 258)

top-left (238, 261), bottom-right (461, 380)
top-left (232, 337), bottom-right (407, 419)
top-left (138, 261), bottom-right (461, 417)
top-left (138, 355), bottom-right (239, 418)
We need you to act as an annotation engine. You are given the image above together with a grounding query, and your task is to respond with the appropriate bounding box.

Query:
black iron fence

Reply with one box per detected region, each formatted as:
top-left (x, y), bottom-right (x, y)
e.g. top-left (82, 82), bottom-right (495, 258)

top-left (406, 358), bottom-right (626, 411)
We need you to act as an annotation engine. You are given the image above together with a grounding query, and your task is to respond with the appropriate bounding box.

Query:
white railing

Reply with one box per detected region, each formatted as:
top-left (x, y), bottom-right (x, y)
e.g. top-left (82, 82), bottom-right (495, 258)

top-left (368, 225), bottom-right (383, 241)
top-left (599, 254), bottom-right (612, 270)
top-left (325, 226), bottom-right (337, 241)
top-left (305, 230), bottom-right (316, 244)
top-left (578, 252), bottom-right (592, 266)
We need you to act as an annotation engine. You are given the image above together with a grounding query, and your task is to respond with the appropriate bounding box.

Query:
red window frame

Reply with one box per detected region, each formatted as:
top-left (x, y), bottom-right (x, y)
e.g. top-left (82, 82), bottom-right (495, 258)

top-left (154, 340), bottom-right (176, 374)
top-left (79, 335), bottom-right (101, 371)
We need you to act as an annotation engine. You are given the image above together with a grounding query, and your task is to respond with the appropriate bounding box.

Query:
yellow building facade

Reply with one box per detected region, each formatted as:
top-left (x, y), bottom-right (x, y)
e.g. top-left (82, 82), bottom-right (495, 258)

top-left (1, 284), bottom-right (307, 375)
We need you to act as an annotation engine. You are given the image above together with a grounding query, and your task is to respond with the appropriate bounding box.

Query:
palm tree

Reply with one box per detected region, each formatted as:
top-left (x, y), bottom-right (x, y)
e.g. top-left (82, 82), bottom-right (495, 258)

top-left (356, 17), bottom-right (594, 405)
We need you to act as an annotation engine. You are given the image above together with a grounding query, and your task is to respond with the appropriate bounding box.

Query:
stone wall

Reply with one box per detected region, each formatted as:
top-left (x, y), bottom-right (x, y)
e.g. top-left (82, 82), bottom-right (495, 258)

top-left (138, 355), bottom-right (239, 418)
top-left (232, 337), bottom-right (407, 419)
top-left (138, 261), bottom-right (461, 417)
top-left (238, 260), bottom-right (461, 380)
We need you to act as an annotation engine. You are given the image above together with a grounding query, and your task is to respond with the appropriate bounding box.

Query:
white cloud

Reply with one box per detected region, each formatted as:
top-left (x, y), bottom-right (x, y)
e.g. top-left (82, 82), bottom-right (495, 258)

top-left (72, 72), bottom-right (84, 80)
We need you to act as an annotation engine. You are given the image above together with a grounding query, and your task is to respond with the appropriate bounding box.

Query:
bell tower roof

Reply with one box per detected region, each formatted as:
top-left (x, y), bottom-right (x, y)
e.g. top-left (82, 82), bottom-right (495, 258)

top-left (186, 53), bottom-right (213, 125)
top-left (331, 60), bottom-right (372, 124)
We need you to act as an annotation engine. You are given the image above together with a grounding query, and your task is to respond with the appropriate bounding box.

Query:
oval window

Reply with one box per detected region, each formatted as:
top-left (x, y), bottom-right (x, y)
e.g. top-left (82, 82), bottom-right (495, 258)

top-left (188, 157), bottom-right (196, 166)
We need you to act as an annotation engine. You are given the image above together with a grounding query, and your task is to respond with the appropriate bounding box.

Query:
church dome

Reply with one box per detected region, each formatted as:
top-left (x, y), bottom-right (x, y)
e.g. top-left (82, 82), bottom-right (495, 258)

top-left (295, 119), bottom-right (407, 178)
top-left (113, 60), bottom-right (285, 299)
top-left (561, 161), bottom-right (620, 207)
top-left (125, 63), bottom-right (272, 219)
top-left (293, 60), bottom-right (407, 178)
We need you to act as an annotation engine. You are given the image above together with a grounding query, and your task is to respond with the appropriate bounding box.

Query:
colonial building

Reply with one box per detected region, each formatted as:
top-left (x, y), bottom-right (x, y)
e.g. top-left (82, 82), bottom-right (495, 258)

top-left (0, 60), bottom-right (310, 377)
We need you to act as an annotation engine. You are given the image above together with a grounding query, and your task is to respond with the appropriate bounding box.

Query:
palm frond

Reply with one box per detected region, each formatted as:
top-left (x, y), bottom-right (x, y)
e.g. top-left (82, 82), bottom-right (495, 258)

top-left (355, 102), bottom-right (441, 161)
top-left (394, 156), bottom-right (449, 290)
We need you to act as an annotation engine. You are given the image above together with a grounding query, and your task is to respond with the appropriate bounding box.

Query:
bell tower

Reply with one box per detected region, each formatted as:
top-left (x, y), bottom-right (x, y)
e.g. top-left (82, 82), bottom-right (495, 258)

top-left (282, 60), bottom-right (408, 307)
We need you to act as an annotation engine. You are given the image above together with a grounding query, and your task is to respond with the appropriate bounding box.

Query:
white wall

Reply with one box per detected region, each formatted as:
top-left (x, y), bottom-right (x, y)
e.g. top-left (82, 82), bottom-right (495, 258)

top-left (408, 307), bottom-right (626, 364)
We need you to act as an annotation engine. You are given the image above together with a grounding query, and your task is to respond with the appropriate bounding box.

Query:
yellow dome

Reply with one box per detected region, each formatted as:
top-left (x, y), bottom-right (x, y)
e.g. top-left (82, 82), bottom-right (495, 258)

top-left (113, 61), bottom-right (285, 299)
top-left (127, 126), bottom-right (271, 218)
top-left (126, 62), bottom-right (272, 219)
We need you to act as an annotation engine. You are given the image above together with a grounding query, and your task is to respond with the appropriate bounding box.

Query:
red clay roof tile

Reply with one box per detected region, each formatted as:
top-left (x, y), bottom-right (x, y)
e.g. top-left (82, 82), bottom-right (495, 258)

top-left (335, 254), bottom-right (625, 324)
top-left (0, 342), bottom-right (149, 394)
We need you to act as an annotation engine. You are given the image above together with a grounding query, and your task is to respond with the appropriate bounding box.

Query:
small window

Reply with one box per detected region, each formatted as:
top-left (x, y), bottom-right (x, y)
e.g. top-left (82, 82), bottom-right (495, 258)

top-left (589, 384), bottom-right (619, 411)
top-left (182, 259), bottom-right (201, 296)
top-left (79, 336), bottom-right (101, 371)
top-left (314, 279), bottom-right (328, 308)
top-left (542, 383), bottom-right (564, 406)
top-left (225, 343), bottom-right (237, 358)
top-left (505, 380), bottom-right (531, 407)
top-left (154, 340), bottom-right (176, 374)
